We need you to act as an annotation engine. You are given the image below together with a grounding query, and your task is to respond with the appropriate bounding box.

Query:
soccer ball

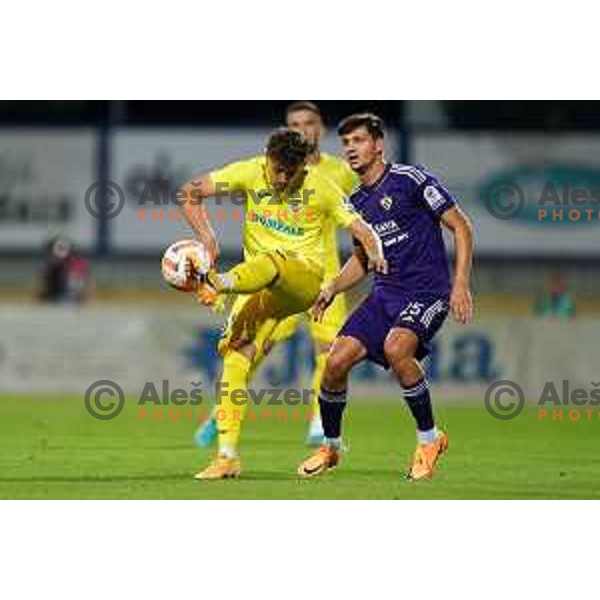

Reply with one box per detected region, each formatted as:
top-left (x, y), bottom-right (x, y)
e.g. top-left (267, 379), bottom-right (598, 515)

top-left (161, 239), bottom-right (211, 292)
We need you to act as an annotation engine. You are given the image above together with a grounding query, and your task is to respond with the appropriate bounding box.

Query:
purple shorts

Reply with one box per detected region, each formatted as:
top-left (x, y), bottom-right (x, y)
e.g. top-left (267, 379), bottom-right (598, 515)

top-left (340, 289), bottom-right (449, 367)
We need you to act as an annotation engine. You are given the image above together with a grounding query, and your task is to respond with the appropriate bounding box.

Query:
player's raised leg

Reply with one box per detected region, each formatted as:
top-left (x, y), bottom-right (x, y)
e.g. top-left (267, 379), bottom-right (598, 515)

top-left (194, 250), bottom-right (281, 307)
top-left (191, 252), bottom-right (283, 449)
top-left (297, 335), bottom-right (366, 477)
top-left (196, 252), bottom-right (324, 480)
top-left (383, 326), bottom-right (448, 481)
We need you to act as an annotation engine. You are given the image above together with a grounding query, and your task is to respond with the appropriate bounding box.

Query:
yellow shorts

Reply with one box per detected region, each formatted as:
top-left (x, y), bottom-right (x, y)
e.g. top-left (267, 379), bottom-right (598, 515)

top-left (218, 249), bottom-right (323, 358)
top-left (269, 291), bottom-right (347, 347)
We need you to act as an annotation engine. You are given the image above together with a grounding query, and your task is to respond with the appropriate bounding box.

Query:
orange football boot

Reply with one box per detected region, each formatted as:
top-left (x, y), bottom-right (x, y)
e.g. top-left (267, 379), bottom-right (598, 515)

top-left (407, 431), bottom-right (449, 481)
top-left (195, 268), bottom-right (222, 308)
top-left (183, 257), bottom-right (220, 308)
top-left (297, 445), bottom-right (340, 478)
top-left (194, 454), bottom-right (241, 480)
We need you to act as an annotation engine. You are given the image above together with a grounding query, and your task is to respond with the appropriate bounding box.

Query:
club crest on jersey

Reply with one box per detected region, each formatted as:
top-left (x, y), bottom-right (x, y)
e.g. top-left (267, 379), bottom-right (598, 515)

top-left (380, 195), bottom-right (393, 211)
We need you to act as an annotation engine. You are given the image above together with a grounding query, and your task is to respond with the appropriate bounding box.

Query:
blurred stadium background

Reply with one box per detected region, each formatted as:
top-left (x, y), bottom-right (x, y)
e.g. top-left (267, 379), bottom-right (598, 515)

top-left (0, 101), bottom-right (597, 389)
top-left (1, 100), bottom-right (599, 498)
top-left (2, 101), bottom-right (599, 300)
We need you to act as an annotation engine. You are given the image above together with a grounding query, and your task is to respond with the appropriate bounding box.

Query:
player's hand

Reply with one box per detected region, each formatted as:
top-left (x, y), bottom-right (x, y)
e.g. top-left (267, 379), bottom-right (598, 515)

top-left (369, 256), bottom-right (388, 274)
top-left (450, 282), bottom-right (473, 324)
top-left (311, 286), bottom-right (336, 322)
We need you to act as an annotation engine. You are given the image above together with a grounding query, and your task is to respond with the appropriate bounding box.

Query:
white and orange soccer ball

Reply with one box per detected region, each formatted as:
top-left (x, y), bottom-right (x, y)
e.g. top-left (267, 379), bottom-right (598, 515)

top-left (161, 239), bottom-right (211, 292)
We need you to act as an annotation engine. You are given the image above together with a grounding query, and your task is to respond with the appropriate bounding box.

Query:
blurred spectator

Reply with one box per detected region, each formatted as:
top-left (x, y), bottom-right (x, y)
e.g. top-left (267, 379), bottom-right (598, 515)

top-left (35, 237), bottom-right (94, 304)
top-left (534, 273), bottom-right (576, 319)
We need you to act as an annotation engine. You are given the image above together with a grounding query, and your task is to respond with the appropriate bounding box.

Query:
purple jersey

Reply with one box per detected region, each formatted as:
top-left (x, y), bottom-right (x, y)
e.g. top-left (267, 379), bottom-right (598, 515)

top-left (349, 163), bottom-right (456, 297)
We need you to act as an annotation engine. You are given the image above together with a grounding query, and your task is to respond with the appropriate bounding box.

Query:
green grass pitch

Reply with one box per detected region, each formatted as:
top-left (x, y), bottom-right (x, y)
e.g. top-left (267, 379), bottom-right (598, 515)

top-left (1, 395), bottom-right (599, 499)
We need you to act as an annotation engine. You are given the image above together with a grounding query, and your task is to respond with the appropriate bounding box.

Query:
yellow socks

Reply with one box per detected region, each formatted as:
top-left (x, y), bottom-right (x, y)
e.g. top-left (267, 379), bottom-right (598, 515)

top-left (216, 351), bottom-right (252, 457)
top-left (222, 254), bottom-right (278, 294)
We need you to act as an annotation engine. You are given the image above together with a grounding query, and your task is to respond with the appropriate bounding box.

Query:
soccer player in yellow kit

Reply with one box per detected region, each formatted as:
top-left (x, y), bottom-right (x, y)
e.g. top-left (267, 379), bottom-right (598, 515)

top-left (193, 101), bottom-right (358, 447)
top-left (180, 128), bottom-right (385, 479)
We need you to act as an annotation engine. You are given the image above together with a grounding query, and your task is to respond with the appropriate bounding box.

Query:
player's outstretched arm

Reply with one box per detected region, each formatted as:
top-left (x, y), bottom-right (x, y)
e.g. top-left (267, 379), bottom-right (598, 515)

top-left (441, 206), bottom-right (474, 324)
top-left (180, 174), bottom-right (220, 263)
top-left (312, 247), bottom-right (369, 322)
top-left (313, 216), bottom-right (387, 321)
top-left (331, 246), bottom-right (369, 293)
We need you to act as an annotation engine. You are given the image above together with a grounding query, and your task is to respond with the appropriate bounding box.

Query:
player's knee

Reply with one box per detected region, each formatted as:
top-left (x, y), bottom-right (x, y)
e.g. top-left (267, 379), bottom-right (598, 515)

top-left (383, 331), bottom-right (415, 364)
top-left (322, 351), bottom-right (351, 387)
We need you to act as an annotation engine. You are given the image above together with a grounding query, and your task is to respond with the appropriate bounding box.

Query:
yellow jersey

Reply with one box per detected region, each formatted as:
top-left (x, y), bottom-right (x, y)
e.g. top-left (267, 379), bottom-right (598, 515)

top-left (209, 155), bottom-right (358, 271)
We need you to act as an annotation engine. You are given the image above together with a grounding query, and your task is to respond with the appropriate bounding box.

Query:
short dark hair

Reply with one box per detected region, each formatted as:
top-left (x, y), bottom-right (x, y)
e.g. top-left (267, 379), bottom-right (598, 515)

top-left (285, 101), bottom-right (322, 120)
top-left (266, 128), bottom-right (311, 168)
top-left (337, 113), bottom-right (385, 139)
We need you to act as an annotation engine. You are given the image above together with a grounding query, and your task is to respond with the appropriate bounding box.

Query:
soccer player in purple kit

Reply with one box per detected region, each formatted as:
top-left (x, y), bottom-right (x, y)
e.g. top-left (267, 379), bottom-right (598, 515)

top-left (297, 114), bottom-right (474, 481)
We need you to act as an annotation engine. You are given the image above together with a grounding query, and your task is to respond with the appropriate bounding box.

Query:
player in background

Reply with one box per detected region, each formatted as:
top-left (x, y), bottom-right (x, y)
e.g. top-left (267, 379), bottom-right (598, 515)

top-left (194, 101), bottom-right (358, 448)
top-left (180, 128), bottom-right (385, 479)
top-left (298, 114), bottom-right (474, 480)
